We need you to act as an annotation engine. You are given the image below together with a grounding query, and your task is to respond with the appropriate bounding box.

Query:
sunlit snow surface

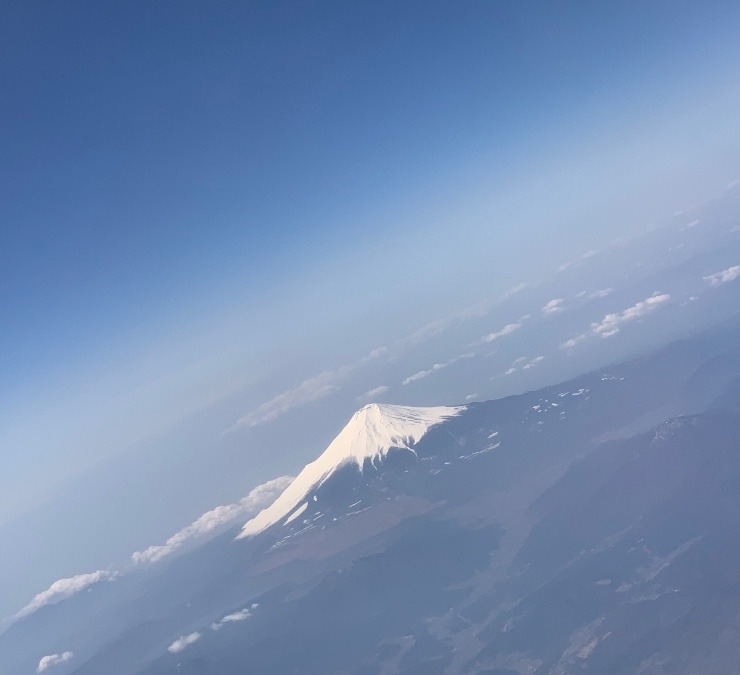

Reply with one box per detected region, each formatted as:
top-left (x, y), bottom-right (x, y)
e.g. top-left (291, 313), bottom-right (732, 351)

top-left (238, 403), bottom-right (464, 537)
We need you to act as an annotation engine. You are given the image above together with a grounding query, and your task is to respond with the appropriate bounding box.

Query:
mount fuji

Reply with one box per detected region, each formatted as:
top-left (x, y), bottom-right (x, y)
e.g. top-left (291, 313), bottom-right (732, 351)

top-left (238, 403), bottom-right (464, 538)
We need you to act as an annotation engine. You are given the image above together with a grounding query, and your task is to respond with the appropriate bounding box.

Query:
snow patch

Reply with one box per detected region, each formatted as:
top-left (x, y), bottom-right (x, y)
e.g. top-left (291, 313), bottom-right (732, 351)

top-left (284, 502), bottom-right (308, 525)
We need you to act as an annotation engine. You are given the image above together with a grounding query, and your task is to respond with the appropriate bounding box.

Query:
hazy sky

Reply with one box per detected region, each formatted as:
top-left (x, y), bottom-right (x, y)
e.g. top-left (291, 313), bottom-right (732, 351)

top-left (2, 1), bottom-right (740, 618)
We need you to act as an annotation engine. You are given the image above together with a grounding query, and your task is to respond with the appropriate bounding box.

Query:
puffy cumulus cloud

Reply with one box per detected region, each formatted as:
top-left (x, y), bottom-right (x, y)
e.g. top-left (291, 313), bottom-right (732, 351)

top-left (542, 298), bottom-right (564, 315)
top-left (211, 603), bottom-right (259, 631)
top-left (357, 385), bottom-right (390, 402)
top-left (15, 571), bottom-right (117, 622)
top-left (704, 265), bottom-right (740, 287)
top-left (132, 476), bottom-right (293, 565)
top-left (401, 353), bottom-right (474, 386)
top-left (561, 292), bottom-right (671, 348)
top-left (37, 652), bottom-right (74, 673)
top-left (167, 632), bottom-right (201, 654)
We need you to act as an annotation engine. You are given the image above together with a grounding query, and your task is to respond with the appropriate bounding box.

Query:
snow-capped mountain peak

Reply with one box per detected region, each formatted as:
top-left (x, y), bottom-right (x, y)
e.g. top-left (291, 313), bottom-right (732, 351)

top-left (237, 403), bottom-right (463, 538)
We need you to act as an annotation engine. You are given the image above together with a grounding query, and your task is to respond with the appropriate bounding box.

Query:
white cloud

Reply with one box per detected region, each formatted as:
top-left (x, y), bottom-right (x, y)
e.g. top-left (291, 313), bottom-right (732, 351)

top-left (703, 265), bottom-right (740, 287)
top-left (401, 353), bottom-right (473, 386)
top-left (480, 322), bottom-right (523, 343)
top-left (15, 570), bottom-right (116, 622)
top-left (402, 369), bottom-right (432, 385)
top-left (562, 292), bottom-right (671, 348)
top-left (678, 219), bottom-right (700, 231)
top-left (542, 298), bottom-right (564, 315)
top-left (167, 632), bottom-right (201, 654)
top-left (560, 334), bottom-right (587, 349)
top-left (557, 261), bottom-right (572, 273)
top-left (132, 476), bottom-right (293, 565)
top-left (522, 355), bottom-right (545, 370)
top-left (591, 292), bottom-right (671, 338)
top-left (357, 385), bottom-right (390, 402)
top-left (588, 288), bottom-right (613, 299)
top-left (465, 393), bottom-right (478, 401)
top-left (230, 367), bottom-right (349, 430)
top-left (229, 284), bottom-right (533, 430)
top-left (581, 249), bottom-right (598, 259)
top-left (506, 355), bottom-right (545, 373)
top-left (501, 282), bottom-right (527, 299)
top-left (211, 605), bottom-right (257, 631)
top-left (37, 652), bottom-right (74, 673)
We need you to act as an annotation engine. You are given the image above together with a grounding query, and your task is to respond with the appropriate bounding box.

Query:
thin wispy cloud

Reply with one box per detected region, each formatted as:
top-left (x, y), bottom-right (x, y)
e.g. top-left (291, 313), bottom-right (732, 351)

top-left (542, 298), bottom-right (565, 315)
top-left (37, 652), bottom-right (74, 673)
top-left (401, 353), bottom-right (474, 386)
top-left (230, 365), bottom-right (353, 430)
top-left (465, 393), bottom-right (478, 401)
top-left (561, 292), bottom-right (671, 348)
top-left (504, 355), bottom-right (545, 376)
top-left (230, 286), bottom-right (531, 431)
top-left (588, 288), bottom-right (613, 299)
top-left (167, 632), bottom-right (201, 654)
top-left (522, 355), bottom-right (545, 370)
top-left (557, 261), bottom-right (572, 273)
top-left (678, 219), bottom-right (700, 231)
top-left (581, 249), bottom-right (598, 259)
top-left (131, 476), bottom-right (292, 565)
top-left (402, 368), bottom-right (435, 385)
top-left (501, 282), bottom-right (528, 299)
top-left (561, 333), bottom-right (588, 350)
top-left (703, 265), bottom-right (740, 287)
top-left (14, 570), bottom-right (117, 622)
top-left (479, 322), bottom-right (523, 344)
top-left (357, 385), bottom-right (390, 402)
top-left (211, 603), bottom-right (259, 631)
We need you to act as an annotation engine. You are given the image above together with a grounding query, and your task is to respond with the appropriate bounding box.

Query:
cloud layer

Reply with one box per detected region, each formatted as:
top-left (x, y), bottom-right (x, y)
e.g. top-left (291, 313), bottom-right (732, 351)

top-left (131, 476), bottom-right (293, 565)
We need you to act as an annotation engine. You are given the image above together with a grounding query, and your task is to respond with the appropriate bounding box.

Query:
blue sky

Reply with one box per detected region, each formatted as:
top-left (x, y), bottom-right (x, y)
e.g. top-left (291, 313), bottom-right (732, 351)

top-left (2, 1), bottom-right (740, 618)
